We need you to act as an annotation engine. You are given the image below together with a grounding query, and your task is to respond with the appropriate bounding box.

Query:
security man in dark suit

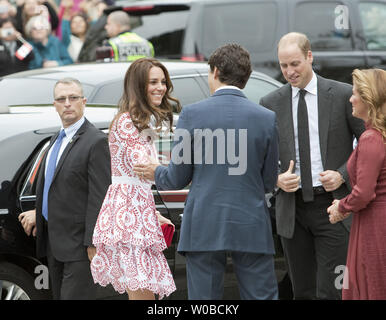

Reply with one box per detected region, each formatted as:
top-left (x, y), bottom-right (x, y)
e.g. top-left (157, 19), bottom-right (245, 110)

top-left (260, 32), bottom-right (365, 299)
top-left (19, 77), bottom-right (111, 300)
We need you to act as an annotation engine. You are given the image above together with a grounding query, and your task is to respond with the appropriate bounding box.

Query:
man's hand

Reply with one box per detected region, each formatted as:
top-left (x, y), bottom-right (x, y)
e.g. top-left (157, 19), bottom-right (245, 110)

top-left (277, 160), bottom-right (300, 192)
top-left (18, 210), bottom-right (37, 237)
top-left (133, 157), bottom-right (160, 181)
top-left (87, 246), bottom-right (96, 262)
top-left (319, 170), bottom-right (344, 192)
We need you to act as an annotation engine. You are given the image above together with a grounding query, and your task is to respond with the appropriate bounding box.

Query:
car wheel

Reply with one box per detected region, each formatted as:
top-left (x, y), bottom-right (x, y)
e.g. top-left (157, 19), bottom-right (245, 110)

top-left (0, 262), bottom-right (49, 300)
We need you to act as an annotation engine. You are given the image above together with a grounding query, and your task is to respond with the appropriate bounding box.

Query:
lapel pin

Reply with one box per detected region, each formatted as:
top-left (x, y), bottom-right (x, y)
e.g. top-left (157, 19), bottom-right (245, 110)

top-left (70, 136), bottom-right (76, 143)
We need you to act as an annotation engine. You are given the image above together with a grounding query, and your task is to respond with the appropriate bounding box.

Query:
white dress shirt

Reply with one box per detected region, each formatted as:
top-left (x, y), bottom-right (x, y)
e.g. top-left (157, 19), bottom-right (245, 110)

top-left (291, 72), bottom-right (323, 187)
top-left (45, 117), bottom-right (85, 176)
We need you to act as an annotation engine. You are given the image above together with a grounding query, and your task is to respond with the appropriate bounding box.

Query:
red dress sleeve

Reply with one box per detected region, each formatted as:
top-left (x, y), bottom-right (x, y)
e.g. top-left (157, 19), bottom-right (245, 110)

top-left (339, 129), bottom-right (385, 213)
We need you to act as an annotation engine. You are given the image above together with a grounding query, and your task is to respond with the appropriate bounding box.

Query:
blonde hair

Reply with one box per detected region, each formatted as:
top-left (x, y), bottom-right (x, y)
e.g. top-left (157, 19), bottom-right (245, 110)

top-left (352, 68), bottom-right (386, 140)
top-left (278, 32), bottom-right (311, 58)
top-left (53, 78), bottom-right (84, 98)
top-left (24, 15), bottom-right (51, 38)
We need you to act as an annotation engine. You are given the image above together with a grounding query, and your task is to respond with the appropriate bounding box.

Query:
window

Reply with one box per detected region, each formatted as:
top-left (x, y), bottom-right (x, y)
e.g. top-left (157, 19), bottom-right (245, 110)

top-left (242, 78), bottom-right (280, 105)
top-left (359, 2), bottom-right (386, 50)
top-left (294, 2), bottom-right (353, 50)
top-left (171, 77), bottom-right (207, 107)
top-left (92, 81), bottom-right (123, 105)
top-left (130, 11), bottom-right (189, 58)
top-left (20, 141), bottom-right (50, 197)
top-left (0, 79), bottom-right (94, 106)
top-left (202, 2), bottom-right (278, 59)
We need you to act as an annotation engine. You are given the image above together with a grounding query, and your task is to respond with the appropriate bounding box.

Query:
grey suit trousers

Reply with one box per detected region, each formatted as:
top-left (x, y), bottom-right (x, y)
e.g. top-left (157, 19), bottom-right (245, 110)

top-left (281, 192), bottom-right (349, 300)
top-left (185, 251), bottom-right (278, 300)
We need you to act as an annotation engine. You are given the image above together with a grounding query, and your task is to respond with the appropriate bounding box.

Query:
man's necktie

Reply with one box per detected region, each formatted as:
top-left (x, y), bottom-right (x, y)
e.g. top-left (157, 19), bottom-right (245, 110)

top-left (297, 89), bottom-right (314, 202)
top-left (42, 130), bottom-right (66, 220)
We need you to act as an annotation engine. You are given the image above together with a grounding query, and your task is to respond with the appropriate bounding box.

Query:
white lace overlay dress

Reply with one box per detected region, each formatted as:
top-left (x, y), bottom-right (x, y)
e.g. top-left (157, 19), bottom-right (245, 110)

top-left (91, 113), bottom-right (176, 298)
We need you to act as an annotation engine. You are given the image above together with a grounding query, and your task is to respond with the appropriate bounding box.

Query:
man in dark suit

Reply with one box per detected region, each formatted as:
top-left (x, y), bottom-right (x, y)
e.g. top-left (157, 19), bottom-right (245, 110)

top-left (259, 32), bottom-right (365, 300)
top-left (134, 44), bottom-right (279, 300)
top-left (19, 78), bottom-right (111, 299)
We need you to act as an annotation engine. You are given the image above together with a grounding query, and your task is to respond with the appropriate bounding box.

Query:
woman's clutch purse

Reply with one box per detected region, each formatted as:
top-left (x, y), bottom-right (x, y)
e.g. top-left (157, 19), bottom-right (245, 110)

top-left (161, 223), bottom-right (175, 248)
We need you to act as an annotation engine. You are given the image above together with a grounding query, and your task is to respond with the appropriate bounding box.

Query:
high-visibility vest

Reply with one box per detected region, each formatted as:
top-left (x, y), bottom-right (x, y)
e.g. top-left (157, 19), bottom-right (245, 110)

top-left (108, 32), bottom-right (154, 62)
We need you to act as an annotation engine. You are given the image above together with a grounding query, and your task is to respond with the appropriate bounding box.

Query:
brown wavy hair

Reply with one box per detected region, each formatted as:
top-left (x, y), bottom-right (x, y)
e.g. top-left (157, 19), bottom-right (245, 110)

top-left (352, 68), bottom-right (386, 140)
top-left (111, 58), bottom-right (181, 133)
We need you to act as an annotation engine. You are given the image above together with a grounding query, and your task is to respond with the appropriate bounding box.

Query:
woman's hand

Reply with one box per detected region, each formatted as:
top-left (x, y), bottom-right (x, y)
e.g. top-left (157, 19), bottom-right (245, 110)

top-left (87, 246), bottom-right (96, 262)
top-left (156, 210), bottom-right (174, 227)
top-left (327, 199), bottom-right (350, 224)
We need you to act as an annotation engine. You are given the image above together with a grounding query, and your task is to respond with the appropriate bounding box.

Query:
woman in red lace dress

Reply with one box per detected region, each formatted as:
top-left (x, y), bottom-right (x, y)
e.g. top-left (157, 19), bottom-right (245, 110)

top-left (91, 58), bottom-right (180, 300)
top-left (327, 68), bottom-right (386, 299)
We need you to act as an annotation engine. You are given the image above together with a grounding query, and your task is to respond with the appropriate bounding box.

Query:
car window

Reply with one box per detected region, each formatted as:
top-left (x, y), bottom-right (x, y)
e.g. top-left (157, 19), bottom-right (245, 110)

top-left (202, 2), bottom-right (277, 59)
top-left (0, 79), bottom-right (94, 106)
top-left (20, 141), bottom-right (50, 197)
top-left (130, 11), bottom-right (189, 58)
top-left (91, 81), bottom-right (123, 105)
top-left (242, 78), bottom-right (280, 104)
top-left (293, 1), bottom-right (353, 50)
top-left (359, 2), bottom-right (386, 50)
top-left (171, 77), bottom-right (207, 107)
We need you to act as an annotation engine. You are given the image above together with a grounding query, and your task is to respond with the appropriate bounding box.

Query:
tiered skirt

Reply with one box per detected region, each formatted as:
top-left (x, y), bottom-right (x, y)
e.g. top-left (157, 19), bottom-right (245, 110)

top-left (91, 183), bottom-right (176, 299)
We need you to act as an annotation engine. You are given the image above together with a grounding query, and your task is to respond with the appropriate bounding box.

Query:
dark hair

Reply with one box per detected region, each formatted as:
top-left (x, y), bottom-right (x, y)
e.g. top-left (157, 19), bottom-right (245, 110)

top-left (70, 12), bottom-right (89, 35)
top-left (112, 58), bottom-right (180, 133)
top-left (0, 17), bottom-right (16, 28)
top-left (208, 43), bottom-right (252, 89)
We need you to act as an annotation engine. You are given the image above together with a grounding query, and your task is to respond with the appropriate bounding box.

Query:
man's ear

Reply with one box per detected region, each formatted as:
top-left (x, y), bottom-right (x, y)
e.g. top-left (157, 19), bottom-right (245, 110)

top-left (213, 67), bottom-right (220, 80)
top-left (307, 50), bottom-right (313, 64)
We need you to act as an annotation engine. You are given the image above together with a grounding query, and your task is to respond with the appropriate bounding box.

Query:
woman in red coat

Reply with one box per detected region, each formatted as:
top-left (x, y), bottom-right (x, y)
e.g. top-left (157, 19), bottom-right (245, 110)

top-left (327, 68), bottom-right (386, 300)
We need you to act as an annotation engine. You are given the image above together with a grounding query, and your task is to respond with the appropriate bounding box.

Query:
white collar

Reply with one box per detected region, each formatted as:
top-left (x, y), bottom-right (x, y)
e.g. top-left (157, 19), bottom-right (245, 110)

top-left (215, 85), bottom-right (242, 92)
top-left (61, 116), bottom-right (85, 139)
top-left (291, 71), bottom-right (317, 98)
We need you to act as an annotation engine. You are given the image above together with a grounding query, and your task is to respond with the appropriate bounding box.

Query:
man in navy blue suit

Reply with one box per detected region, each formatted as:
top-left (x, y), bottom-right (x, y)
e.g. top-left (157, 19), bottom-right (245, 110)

top-left (134, 44), bottom-right (279, 300)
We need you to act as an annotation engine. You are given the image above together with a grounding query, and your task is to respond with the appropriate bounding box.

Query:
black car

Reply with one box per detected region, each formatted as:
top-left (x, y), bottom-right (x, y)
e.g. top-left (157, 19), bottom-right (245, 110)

top-left (0, 60), bottom-right (291, 300)
top-left (81, 0), bottom-right (386, 84)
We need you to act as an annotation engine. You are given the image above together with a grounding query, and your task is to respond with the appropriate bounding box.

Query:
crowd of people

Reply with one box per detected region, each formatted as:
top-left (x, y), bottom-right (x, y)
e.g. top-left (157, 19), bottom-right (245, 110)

top-left (0, 0), bottom-right (152, 76)
top-left (15, 29), bottom-right (386, 301)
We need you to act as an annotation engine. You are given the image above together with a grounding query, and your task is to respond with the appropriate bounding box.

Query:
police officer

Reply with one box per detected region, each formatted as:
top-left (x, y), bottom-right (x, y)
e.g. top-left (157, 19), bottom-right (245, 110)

top-left (104, 10), bottom-right (154, 62)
